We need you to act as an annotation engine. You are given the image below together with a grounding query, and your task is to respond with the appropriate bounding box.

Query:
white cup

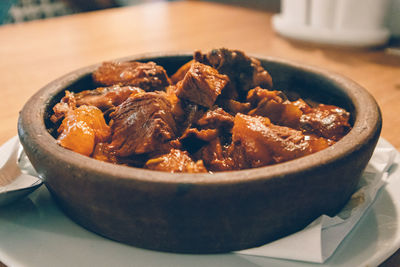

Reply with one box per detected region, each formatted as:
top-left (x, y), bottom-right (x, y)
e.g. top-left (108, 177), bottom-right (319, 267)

top-left (273, 0), bottom-right (391, 47)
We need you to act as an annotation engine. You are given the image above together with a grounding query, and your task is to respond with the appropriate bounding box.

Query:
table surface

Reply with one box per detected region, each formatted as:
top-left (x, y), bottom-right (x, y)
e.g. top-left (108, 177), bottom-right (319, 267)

top-left (0, 1), bottom-right (399, 266)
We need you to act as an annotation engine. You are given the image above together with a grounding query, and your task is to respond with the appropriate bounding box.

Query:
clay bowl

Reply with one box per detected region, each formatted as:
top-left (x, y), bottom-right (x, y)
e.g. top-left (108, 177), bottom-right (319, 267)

top-left (18, 53), bottom-right (381, 253)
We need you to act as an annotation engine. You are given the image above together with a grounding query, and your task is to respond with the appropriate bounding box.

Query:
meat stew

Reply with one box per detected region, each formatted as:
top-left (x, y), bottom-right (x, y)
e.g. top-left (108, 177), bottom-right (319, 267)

top-left (50, 48), bottom-right (351, 173)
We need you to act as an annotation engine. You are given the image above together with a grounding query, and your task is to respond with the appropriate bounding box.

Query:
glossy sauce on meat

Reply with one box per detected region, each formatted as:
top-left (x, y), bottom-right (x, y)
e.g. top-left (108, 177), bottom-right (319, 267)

top-left (51, 48), bottom-right (351, 173)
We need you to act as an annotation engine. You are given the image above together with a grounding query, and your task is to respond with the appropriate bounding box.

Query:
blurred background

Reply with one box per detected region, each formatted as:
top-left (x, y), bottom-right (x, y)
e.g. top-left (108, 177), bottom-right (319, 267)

top-left (0, 0), bottom-right (400, 45)
top-left (0, 0), bottom-right (276, 24)
top-left (0, 1), bottom-right (396, 26)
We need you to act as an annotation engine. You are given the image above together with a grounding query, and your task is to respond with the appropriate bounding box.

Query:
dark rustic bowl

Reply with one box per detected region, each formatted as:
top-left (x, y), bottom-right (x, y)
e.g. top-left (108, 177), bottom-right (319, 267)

top-left (17, 53), bottom-right (382, 253)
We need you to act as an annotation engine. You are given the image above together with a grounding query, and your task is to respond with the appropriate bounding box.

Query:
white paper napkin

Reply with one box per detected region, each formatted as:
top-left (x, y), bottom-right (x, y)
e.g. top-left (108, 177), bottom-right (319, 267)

top-left (237, 139), bottom-right (397, 263)
top-left (0, 137), bottom-right (42, 206)
top-left (0, 136), bottom-right (41, 192)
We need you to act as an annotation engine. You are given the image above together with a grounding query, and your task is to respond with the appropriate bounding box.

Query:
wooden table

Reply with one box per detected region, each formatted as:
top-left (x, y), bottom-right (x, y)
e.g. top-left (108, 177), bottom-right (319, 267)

top-left (0, 1), bottom-right (399, 266)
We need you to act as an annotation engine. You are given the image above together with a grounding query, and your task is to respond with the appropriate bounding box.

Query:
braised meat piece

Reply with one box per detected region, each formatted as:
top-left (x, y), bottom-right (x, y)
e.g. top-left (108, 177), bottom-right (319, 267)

top-left (201, 137), bottom-right (235, 172)
top-left (170, 60), bottom-right (194, 84)
top-left (195, 107), bottom-right (234, 130)
top-left (194, 48), bottom-right (273, 100)
top-left (51, 90), bottom-right (76, 123)
top-left (246, 88), bottom-right (351, 141)
top-left (57, 105), bottom-right (111, 156)
top-left (92, 61), bottom-right (171, 91)
top-left (92, 142), bottom-right (117, 164)
top-left (145, 149), bottom-right (207, 173)
top-left (230, 114), bottom-right (329, 168)
top-left (181, 128), bottom-right (219, 142)
top-left (247, 87), bottom-right (285, 107)
top-left (291, 99), bottom-right (313, 113)
top-left (108, 91), bottom-right (177, 157)
top-left (179, 108), bottom-right (234, 154)
top-left (176, 62), bottom-right (229, 108)
top-left (247, 87), bottom-right (303, 128)
top-left (230, 114), bottom-right (275, 168)
top-left (51, 87), bottom-right (144, 124)
top-left (165, 85), bottom-right (208, 134)
top-left (180, 128), bottom-right (219, 154)
top-left (300, 104), bottom-right (351, 141)
top-left (75, 85), bottom-right (144, 111)
top-left (165, 85), bottom-right (184, 118)
top-left (219, 99), bottom-right (251, 114)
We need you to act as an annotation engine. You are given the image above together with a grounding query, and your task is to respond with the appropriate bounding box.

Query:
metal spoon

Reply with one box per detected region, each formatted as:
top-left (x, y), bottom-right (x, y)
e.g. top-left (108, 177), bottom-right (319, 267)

top-left (0, 136), bottom-right (42, 206)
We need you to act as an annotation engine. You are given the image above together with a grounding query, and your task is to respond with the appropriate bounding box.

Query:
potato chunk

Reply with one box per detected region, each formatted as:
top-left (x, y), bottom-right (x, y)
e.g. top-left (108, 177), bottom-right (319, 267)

top-left (57, 105), bottom-right (111, 156)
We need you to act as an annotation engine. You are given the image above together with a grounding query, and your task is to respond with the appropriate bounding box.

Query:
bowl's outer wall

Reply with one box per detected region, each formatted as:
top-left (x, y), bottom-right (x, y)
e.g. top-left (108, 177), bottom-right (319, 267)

top-left (18, 54), bottom-right (382, 253)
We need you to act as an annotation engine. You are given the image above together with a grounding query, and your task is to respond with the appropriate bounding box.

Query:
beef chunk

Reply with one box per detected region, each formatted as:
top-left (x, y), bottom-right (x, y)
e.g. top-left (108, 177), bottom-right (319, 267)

top-left (219, 99), bottom-right (251, 114)
top-left (201, 137), bottom-right (235, 172)
top-left (51, 90), bottom-right (76, 123)
top-left (247, 87), bottom-right (303, 128)
top-left (109, 92), bottom-right (177, 157)
top-left (93, 61), bottom-right (171, 91)
top-left (180, 128), bottom-right (219, 154)
top-left (195, 48), bottom-right (273, 100)
top-left (92, 142), bottom-right (118, 164)
top-left (164, 85), bottom-right (208, 134)
top-left (179, 108), bottom-right (234, 154)
top-left (300, 104), bottom-right (351, 141)
top-left (114, 139), bottom-right (181, 168)
top-left (195, 107), bottom-right (234, 130)
top-left (247, 87), bottom-right (285, 107)
top-left (230, 113), bottom-right (328, 168)
top-left (75, 85), bottom-right (144, 111)
top-left (230, 114), bottom-right (274, 168)
top-left (181, 128), bottom-right (219, 142)
top-left (176, 62), bottom-right (229, 108)
top-left (145, 149), bottom-right (207, 173)
top-left (170, 60), bottom-right (194, 84)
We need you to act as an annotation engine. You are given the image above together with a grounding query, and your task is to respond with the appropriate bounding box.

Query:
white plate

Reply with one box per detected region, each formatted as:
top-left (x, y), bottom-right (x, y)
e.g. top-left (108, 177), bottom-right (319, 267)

top-left (0, 139), bottom-right (399, 267)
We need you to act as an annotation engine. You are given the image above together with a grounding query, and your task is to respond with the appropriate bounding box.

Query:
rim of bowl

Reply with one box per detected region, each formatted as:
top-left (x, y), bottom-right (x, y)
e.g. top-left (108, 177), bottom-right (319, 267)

top-left (18, 52), bottom-right (382, 185)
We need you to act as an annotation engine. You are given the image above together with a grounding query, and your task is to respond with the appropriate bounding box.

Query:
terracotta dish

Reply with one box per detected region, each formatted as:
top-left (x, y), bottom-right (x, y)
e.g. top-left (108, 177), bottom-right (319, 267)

top-left (18, 53), bottom-right (381, 253)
